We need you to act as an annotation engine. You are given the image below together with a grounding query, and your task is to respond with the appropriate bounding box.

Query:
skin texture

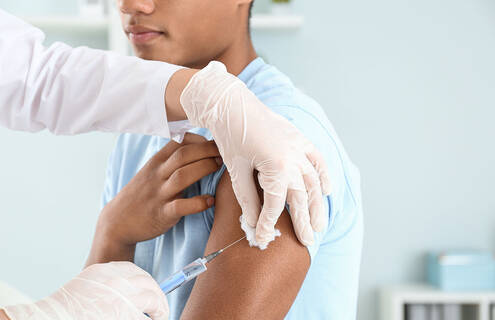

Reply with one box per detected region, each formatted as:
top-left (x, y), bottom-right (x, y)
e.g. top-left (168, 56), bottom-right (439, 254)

top-left (86, 134), bottom-right (222, 266)
top-left (181, 172), bottom-right (310, 319)
top-left (118, 0), bottom-right (257, 75)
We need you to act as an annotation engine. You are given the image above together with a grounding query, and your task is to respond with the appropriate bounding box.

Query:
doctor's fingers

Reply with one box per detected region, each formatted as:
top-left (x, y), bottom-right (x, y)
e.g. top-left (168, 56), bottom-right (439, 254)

top-left (82, 262), bottom-right (169, 319)
top-left (228, 159), bottom-right (261, 228)
top-left (301, 162), bottom-right (327, 233)
top-left (162, 158), bottom-right (222, 197)
top-left (286, 183), bottom-right (314, 247)
top-left (306, 146), bottom-right (332, 196)
top-left (124, 276), bottom-right (169, 320)
top-left (255, 172), bottom-right (288, 246)
top-left (130, 291), bottom-right (169, 320)
top-left (158, 140), bottom-right (220, 179)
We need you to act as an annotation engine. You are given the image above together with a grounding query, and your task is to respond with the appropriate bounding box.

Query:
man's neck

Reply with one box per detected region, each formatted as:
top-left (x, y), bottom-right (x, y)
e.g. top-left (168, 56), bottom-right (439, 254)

top-left (188, 33), bottom-right (257, 77)
top-left (214, 34), bottom-right (258, 76)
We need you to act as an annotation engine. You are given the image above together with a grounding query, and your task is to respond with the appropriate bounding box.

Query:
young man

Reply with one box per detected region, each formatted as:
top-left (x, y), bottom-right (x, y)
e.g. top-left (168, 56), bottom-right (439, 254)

top-left (87, 0), bottom-right (363, 319)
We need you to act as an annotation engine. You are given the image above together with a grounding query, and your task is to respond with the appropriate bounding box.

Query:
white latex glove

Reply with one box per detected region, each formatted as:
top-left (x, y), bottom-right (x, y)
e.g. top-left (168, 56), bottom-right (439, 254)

top-left (3, 262), bottom-right (169, 320)
top-left (181, 61), bottom-right (332, 249)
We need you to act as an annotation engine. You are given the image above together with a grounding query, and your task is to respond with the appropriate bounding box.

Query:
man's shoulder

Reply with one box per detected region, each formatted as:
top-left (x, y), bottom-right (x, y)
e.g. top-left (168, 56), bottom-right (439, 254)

top-left (251, 63), bottom-right (345, 160)
top-left (249, 64), bottom-right (333, 132)
top-left (251, 64), bottom-right (361, 214)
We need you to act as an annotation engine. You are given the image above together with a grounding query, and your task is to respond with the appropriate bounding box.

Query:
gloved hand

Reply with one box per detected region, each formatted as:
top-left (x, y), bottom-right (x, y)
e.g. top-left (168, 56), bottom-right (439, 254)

top-left (180, 61), bottom-right (331, 249)
top-left (3, 262), bottom-right (169, 320)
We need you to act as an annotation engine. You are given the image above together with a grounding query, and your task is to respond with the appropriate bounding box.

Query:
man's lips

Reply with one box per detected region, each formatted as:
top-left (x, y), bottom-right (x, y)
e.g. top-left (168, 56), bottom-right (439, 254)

top-left (126, 25), bottom-right (164, 44)
top-left (129, 31), bottom-right (163, 44)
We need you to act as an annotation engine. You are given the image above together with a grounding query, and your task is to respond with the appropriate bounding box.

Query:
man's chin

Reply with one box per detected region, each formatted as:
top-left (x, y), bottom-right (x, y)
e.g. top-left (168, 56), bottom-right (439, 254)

top-left (132, 47), bottom-right (181, 64)
top-left (132, 48), bottom-right (158, 61)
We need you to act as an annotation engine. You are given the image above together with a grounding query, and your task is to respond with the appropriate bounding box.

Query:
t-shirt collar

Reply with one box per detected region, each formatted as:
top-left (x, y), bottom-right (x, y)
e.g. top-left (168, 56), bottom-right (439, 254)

top-left (237, 57), bottom-right (266, 84)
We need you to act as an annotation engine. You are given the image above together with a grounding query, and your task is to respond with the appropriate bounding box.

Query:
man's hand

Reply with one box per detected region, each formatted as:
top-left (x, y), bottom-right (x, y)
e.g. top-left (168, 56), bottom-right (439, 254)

top-left (3, 262), bottom-right (168, 320)
top-left (181, 61), bottom-right (331, 248)
top-left (87, 133), bottom-right (222, 265)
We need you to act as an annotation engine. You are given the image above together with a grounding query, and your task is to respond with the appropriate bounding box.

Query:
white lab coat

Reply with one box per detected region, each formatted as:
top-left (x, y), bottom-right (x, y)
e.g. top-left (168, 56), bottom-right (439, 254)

top-left (0, 9), bottom-right (189, 139)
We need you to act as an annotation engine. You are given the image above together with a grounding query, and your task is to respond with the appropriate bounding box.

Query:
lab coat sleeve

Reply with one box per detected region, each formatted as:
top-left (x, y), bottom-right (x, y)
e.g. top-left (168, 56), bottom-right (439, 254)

top-left (0, 9), bottom-right (192, 138)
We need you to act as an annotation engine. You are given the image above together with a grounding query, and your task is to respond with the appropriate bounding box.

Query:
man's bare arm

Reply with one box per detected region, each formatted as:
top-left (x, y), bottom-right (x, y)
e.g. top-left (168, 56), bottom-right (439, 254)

top-left (181, 172), bottom-right (310, 319)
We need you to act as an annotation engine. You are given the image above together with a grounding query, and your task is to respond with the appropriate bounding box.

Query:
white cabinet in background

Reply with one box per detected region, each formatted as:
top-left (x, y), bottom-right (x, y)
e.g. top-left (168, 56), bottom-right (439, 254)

top-left (380, 284), bottom-right (495, 320)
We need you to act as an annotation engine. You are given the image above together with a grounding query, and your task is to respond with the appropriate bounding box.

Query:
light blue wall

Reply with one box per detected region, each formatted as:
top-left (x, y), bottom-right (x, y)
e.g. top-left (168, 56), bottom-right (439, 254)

top-left (0, 2), bottom-right (117, 309)
top-left (251, 1), bottom-right (495, 318)
top-left (1, 1), bottom-right (495, 319)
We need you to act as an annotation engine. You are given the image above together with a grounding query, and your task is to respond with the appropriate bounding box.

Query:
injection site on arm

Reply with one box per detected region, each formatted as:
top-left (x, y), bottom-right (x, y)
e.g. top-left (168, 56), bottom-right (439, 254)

top-left (181, 171), bottom-right (310, 319)
top-left (159, 236), bottom-right (245, 295)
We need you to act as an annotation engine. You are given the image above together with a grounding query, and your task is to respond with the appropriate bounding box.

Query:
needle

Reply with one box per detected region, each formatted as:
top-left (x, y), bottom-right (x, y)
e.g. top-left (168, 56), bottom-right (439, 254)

top-left (203, 235), bottom-right (247, 263)
top-left (218, 235), bottom-right (247, 253)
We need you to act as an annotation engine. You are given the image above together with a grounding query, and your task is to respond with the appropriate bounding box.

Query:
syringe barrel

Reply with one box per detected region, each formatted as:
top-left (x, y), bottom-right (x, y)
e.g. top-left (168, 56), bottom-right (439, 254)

top-left (182, 258), bottom-right (208, 280)
top-left (159, 258), bottom-right (208, 295)
top-left (160, 270), bottom-right (187, 295)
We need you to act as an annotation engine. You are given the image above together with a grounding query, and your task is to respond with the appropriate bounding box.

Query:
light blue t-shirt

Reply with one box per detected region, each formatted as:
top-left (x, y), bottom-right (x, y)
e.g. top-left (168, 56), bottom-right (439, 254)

top-left (102, 58), bottom-right (363, 319)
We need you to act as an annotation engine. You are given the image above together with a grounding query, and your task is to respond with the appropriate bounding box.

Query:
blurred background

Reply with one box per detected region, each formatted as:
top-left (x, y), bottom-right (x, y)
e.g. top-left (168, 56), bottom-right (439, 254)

top-left (0, 0), bottom-right (494, 319)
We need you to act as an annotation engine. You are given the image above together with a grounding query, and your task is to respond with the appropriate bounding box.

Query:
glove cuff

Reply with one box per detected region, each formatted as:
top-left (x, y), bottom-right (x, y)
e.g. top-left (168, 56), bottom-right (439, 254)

top-left (3, 302), bottom-right (51, 320)
top-left (179, 61), bottom-right (245, 129)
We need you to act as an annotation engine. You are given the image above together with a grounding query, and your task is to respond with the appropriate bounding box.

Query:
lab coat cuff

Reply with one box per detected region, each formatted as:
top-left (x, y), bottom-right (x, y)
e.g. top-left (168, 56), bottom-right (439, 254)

top-left (167, 120), bottom-right (195, 143)
top-left (145, 64), bottom-right (185, 138)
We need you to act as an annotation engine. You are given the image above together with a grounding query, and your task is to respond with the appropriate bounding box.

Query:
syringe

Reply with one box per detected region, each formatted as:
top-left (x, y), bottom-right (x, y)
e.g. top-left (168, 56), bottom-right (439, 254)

top-left (159, 236), bottom-right (246, 295)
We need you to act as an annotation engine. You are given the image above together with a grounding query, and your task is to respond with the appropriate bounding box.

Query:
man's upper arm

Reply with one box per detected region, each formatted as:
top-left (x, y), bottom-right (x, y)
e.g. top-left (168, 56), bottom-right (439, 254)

top-left (181, 171), bottom-right (310, 319)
